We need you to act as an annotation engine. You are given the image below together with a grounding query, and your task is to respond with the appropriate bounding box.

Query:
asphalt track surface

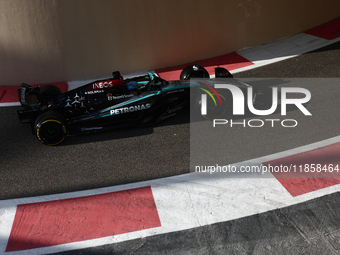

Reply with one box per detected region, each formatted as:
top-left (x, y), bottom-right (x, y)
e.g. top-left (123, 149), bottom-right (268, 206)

top-left (0, 41), bottom-right (340, 202)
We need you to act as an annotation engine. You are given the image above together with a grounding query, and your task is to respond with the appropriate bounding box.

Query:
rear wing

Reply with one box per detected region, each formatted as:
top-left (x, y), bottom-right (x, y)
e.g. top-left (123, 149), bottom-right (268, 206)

top-left (17, 84), bottom-right (44, 128)
top-left (17, 83), bottom-right (42, 109)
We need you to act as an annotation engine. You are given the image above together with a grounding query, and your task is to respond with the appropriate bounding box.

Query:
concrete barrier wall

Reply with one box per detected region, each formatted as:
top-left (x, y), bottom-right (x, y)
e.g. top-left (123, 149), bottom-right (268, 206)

top-left (1, 0), bottom-right (339, 84)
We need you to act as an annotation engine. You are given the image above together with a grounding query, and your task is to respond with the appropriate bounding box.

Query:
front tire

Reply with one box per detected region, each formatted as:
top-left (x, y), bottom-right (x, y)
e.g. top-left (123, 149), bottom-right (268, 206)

top-left (35, 111), bottom-right (67, 145)
top-left (180, 64), bottom-right (209, 80)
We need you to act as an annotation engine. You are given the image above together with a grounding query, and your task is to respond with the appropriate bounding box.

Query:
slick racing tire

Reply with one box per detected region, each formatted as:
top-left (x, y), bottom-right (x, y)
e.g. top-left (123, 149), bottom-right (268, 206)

top-left (40, 84), bottom-right (62, 104)
top-left (180, 64), bottom-right (209, 80)
top-left (40, 84), bottom-right (62, 96)
top-left (35, 111), bottom-right (67, 146)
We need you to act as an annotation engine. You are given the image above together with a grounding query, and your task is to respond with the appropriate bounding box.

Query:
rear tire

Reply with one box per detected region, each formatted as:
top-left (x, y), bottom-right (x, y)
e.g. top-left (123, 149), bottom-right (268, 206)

top-left (35, 111), bottom-right (67, 145)
top-left (40, 85), bottom-right (62, 104)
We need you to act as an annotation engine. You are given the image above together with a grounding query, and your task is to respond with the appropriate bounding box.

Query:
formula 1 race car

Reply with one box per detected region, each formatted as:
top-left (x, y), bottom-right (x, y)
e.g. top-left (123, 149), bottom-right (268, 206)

top-left (17, 64), bottom-right (256, 145)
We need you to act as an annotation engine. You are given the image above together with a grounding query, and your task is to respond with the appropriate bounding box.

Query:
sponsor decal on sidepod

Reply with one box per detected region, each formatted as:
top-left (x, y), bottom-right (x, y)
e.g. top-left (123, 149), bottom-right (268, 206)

top-left (110, 103), bottom-right (151, 115)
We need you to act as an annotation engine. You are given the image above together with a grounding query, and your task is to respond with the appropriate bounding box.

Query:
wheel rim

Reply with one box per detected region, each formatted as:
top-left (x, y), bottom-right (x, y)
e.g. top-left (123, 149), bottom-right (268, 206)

top-left (37, 120), bottom-right (66, 145)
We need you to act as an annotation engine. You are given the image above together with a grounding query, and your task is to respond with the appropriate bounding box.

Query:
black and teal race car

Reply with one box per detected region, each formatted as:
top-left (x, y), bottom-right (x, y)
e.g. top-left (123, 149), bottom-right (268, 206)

top-left (17, 64), bottom-right (254, 145)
